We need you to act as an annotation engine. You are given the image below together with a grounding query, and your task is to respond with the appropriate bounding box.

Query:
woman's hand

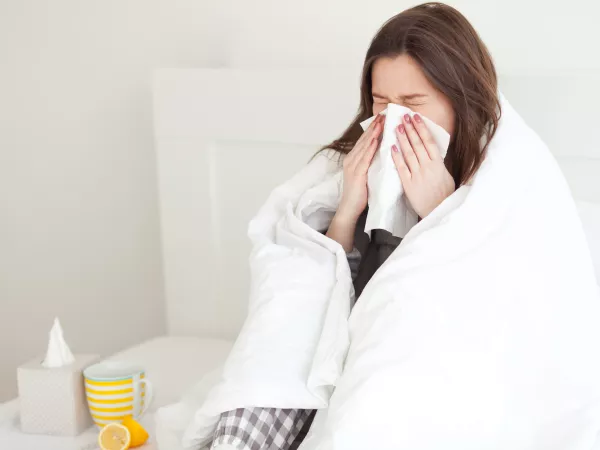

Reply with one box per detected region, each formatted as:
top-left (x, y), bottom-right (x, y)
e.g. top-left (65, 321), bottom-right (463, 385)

top-left (391, 113), bottom-right (455, 218)
top-left (338, 113), bottom-right (384, 221)
top-left (327, 113), bottom-right (384, 252)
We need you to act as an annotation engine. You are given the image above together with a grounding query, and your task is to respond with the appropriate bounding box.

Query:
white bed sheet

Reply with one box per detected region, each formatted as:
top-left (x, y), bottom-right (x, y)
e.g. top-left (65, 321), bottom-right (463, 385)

top-left (0, 336), bottom-right (233, 450)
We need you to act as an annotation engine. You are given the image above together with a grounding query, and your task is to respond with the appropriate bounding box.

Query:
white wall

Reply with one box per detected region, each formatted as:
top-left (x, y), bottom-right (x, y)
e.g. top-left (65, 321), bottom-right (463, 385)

top-left (224, 0), bottom-right (600, 74)
top-left (1, 0), bottom-right (598, 402)
top-left (0, 1), bottom-right (223, 401)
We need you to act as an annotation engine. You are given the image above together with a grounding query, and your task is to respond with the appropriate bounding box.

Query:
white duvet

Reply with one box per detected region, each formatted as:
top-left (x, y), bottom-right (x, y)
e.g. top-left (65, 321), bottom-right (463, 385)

top-left (182, 96), bottom-right (600, 450)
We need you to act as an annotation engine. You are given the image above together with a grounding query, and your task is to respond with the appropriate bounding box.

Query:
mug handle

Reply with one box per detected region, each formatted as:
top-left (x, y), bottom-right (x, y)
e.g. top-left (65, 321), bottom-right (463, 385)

top-left (135, 379), bottom-right (154, 419)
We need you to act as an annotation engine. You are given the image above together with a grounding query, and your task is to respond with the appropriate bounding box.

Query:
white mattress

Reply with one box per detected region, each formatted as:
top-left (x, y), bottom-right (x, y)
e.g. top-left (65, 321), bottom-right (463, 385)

top-left (0, 336), bottom-right (233, 450)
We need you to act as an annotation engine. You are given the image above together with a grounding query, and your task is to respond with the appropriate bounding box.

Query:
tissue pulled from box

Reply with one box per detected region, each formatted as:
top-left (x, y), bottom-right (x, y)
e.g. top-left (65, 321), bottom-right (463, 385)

top-left (42, 317), bottom-right (75, 368)
top-left (360, 104), bottom-right (451, 238)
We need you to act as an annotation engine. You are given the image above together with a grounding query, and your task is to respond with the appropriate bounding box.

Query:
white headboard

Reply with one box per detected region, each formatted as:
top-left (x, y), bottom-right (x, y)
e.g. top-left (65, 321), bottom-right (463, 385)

top-left (153, 68), bottom-right (600, 339)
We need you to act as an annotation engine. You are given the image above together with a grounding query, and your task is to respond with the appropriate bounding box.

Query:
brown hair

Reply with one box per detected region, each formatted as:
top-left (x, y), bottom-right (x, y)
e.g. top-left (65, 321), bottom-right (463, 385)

top-left (324, 2), bottom-right (500, 187)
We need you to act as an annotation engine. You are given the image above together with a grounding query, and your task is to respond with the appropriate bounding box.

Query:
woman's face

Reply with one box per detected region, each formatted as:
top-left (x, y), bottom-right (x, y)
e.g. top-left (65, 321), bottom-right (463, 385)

top-left (371, 55), bottom-right (455, 136)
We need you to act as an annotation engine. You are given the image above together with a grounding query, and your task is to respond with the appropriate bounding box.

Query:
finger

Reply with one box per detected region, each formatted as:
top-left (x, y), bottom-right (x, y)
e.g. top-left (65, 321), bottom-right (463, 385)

top-left (350, 119), bottom-right (382, 170)
top-left (356, 132), bottom-right (380, 173)
top-left (395, 123), bottom-right (419, 173)
top-left (348, 113), bottom-right (383, 160)
top-left (412, 114), bottom-right (441, 161)
top-left (358, 113), bottom-right (384, 146)
top-left (403, 114), bottom-right (430, 164)
top-left (391, 144), bottom-right (412, 184)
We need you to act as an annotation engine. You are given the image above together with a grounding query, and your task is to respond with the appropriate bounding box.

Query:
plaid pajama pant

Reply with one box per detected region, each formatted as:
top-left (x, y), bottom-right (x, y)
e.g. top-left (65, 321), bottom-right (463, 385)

top-left (209, 407), bottom-right (315, 450)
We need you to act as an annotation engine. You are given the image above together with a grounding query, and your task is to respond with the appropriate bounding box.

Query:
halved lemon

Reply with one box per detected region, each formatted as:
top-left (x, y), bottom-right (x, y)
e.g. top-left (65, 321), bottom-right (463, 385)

top-left (122, 415), bottom-right (149, 447)
top-left (98, 423), bottom-right (131, 450)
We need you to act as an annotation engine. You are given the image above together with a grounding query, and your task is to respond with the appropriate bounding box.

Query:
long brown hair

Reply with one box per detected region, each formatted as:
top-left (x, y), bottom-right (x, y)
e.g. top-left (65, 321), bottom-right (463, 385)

top-left (324, 2), bottom-right (501, 187)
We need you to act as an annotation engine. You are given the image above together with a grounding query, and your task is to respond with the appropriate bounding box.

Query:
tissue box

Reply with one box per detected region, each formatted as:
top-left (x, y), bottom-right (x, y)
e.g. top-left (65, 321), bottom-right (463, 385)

top-left (17, 354), bottom-right (100, 436)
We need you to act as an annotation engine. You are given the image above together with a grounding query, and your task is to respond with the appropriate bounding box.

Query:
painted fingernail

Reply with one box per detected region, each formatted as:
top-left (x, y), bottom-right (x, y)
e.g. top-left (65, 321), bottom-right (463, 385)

top-left (413, 114), bottom-right (422, 123)
top-left (404, 114), bottom-right (411, 122)
top-left (397, 124), bottom-right (405, 134)
top-left (392, 144), bottom-right (399, 152)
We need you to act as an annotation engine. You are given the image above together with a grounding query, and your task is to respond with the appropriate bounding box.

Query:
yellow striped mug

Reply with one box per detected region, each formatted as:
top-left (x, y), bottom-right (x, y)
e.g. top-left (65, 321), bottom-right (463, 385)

top-left (83, 361), bottom-right (153, 427)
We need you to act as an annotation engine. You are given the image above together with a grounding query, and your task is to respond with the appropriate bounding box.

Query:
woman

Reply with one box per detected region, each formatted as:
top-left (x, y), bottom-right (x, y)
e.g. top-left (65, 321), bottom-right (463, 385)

top-left (210, 2), bottom-right (501, 449)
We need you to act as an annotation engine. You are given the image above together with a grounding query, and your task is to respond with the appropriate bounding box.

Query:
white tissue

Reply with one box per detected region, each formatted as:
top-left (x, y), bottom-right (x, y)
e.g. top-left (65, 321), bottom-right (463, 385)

top-left (42, 317), bottom-right (75, 368)
top-left (360, 104), bottom-right (451, 238)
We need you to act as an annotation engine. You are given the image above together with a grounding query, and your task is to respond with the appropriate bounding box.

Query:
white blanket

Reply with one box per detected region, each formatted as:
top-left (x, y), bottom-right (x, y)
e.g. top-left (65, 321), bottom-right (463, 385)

top-left (183, 96), bottom-right (600, 450)
top-left (182, 149), bottom-right (350, 449)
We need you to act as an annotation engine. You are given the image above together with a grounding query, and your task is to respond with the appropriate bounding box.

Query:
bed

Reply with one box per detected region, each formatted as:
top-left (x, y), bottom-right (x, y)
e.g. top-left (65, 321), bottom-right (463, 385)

top-left (2, 68), bottom-right (600, 450)
top-left (151, 68), bottom-right (600, 449)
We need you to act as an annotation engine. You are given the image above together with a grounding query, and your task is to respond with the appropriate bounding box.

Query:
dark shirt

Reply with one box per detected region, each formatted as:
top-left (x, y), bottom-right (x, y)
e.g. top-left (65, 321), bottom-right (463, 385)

top-left (350, 207), bottom-right (402, 299)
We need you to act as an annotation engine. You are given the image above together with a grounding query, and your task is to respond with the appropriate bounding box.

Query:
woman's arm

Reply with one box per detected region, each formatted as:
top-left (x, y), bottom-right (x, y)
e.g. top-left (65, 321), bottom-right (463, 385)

top-left (326, 113), bottom-right (384, 251)
top-left (326, 211), bottom-right (359, 253)
top-left (327, 212), bottom-right (362, 281)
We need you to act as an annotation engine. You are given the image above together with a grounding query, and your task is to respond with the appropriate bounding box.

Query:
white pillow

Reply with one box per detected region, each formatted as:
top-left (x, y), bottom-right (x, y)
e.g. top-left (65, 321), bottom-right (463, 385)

top-left (576, 200), bottom-right (600, 284)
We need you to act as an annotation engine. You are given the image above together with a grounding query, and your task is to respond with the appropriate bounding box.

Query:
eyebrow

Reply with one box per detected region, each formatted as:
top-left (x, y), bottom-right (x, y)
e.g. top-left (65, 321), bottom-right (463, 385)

top-left (372, 92), bottom-right (427, 101)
